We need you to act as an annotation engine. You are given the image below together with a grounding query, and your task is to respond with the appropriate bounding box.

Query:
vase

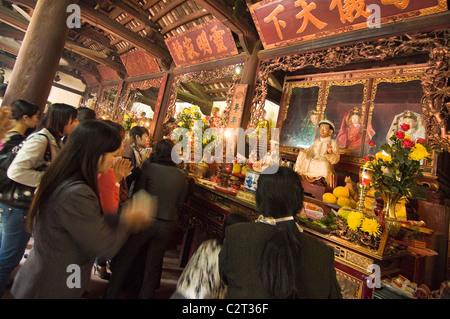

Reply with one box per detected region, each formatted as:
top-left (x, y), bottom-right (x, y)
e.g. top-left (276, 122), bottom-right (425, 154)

top-left (380, 191), bottom-right (403, 236)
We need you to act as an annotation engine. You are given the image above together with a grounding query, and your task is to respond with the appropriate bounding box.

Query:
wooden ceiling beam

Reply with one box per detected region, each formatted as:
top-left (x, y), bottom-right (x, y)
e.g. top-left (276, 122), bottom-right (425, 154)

top-left (0, 24), bottom-right (25, 40)
top-left (160, 8), bottom-right (210, 35)
top-left (79, 2), bottom-right (172, 68)
top-left (65, 40), bottom-right (126, 75)
top-left (142, 0), bottom-right (160, 11)
top-left (181, 81), bottom-right (212, 104)
top-left (4, 0), bottom-right (35, 10)
top-left (78, 26), bottom-right (115, 50)
top-left (60, 53), bottom-right (102, 78)
top-left (177, 89), bottom-right (213, 115)
top-left (109, 0), bottom-right (160, 33)
top-left (0, 5), bottom-right (28, 32)
top-left (150, 0), bottom-right (185, 23)
top-left (193, 0), bottom-right (259, 54)
top-left (0, 2), bottom-right (127, 76)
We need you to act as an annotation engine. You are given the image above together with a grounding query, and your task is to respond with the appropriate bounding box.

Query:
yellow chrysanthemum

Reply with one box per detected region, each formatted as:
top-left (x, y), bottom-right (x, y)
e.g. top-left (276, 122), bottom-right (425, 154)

top-left (409, 143), bottom-right (430, 161)
top-left (184, 109), bottom-right (191, 115)
top-left (404, 134), bottom-right (412, 140)
top-left (202, 118), bottom-right (207, 123)
top-left (191, 105), bottom-right (198, 111)
top-left (347, 212), bottom-right (364, 231)
top-left (124, 114), bottom-right (130, 119)
top-left (375, 151), bottom-right (392, 162)
top-left (360, 218), bottom-right (381, 237)
top-left (130, 123), bottom-right (137, 129)
top-left (178, 121), bottom-right (185, 127)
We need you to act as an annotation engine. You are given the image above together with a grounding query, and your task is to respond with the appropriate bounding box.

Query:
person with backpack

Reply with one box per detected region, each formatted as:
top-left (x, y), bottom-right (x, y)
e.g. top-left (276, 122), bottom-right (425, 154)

top-left (0, 103), bottom-right (78, 297)
top-left (0, 100), bottom-right (40, 154)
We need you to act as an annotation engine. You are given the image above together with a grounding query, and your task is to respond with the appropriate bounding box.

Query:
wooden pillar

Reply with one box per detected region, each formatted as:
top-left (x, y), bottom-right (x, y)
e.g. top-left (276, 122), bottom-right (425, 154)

top-left (239, 40), bottom-right (262, 129)
top-left (152, 65), bottom-right (175, 142)
top-left (2, 0), bottom-right (77, 110)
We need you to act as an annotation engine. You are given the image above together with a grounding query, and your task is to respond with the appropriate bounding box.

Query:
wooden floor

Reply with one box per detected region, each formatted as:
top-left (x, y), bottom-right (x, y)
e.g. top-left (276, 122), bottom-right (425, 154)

top-left (2, 237), bottom-right (184, 299)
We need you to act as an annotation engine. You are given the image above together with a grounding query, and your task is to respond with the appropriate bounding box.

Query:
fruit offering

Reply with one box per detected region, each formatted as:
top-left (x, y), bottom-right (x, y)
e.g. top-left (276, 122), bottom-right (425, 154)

top-left (323, 186), bottom-right (357, 209)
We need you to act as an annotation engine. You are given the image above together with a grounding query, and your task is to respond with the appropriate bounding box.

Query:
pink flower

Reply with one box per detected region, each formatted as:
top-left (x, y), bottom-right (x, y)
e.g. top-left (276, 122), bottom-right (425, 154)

top-left (402, 139), bottom-right (415, 148)
top-left (205, 116), bottom-right (210, 120)
top-left (416, 138), bottom-right (426, 144)
top-left (395, 131), bottom-right (405, 139)
top-left (368, 140), bottom-right (375, 147)
top-left (400, 123), bottom-right (410, 131)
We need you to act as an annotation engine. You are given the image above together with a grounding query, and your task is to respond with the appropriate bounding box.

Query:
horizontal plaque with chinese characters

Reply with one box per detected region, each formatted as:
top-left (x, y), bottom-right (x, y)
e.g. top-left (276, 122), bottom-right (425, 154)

top-left (165, 19), bottom-right (239, 67)
top-left (249, 0), bottom-right (448, 49)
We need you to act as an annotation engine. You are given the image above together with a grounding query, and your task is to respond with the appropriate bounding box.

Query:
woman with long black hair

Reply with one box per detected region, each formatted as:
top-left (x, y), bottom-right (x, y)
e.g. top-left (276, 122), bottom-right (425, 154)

top-left (219, 166), bottom-right (342, 299)
top-left (10, 120), bottom-right (148, 299)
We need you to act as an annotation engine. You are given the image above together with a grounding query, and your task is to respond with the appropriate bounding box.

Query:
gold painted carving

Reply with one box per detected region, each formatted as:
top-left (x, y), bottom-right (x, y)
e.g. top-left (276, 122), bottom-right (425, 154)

top-left (251, 29), bottom-right (450, 151)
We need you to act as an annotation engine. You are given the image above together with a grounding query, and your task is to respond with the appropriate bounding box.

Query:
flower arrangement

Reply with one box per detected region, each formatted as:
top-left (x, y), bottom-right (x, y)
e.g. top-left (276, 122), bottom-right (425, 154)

top-left (175, 105), bottom-right (222, 149)
top-left (123, 111), bottom-right (138, 131)
top-left (346, 211), bottom-right (381, 237)
top-left (331, 209), bottom-right (382, 251)
top-left (363, 123), bottom-right (431, 197)
top-left (123, 111), bottom-right (152, 132)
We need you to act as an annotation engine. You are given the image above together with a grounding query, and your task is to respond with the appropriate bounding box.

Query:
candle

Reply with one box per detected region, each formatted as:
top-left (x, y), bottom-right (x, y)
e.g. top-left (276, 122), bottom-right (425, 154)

top-left (359, 167), bottom-right (373, 186)
top-left (361, 172), bottom-right (371, 185)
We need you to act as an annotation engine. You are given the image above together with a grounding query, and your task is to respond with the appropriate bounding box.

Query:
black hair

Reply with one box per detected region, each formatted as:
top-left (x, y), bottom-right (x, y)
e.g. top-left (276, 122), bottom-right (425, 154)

top-left (149, 139), bottom-right (175, 166)
top-left (41, 103), bottom-right (78, 138)
top-left (129, 125), bottom-right (149, 143)
top-left (77, 107), bottom-right (97, 123)
top-left (256, 166), bottom-right (304, 299)
top-left (28, 120), bottom-right (121, 232)
top-left (10, 100), bottom-right (40, 120)
top-left (103, 120), bottom-right (126, 140)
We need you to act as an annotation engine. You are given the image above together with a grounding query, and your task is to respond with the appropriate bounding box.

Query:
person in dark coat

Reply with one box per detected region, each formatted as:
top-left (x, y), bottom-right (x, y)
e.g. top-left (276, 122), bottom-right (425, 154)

top-left (219, 166), bottom-right (342, 299)
top-left (107, 139), bottom-right (188, 299)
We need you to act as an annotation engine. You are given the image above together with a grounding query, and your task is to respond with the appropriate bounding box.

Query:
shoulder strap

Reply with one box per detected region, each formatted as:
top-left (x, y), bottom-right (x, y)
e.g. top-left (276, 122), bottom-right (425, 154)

top-left (36, 133), bottom-right (52, 162)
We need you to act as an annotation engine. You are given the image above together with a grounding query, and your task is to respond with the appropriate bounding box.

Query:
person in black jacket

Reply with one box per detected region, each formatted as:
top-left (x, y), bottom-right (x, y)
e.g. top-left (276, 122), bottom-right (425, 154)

top-left (107, 139), bottom-right (188, 299)
top-left (0, 100), bottom-right (40, 154)
top-left (219, 166), bottom-right (342, 299)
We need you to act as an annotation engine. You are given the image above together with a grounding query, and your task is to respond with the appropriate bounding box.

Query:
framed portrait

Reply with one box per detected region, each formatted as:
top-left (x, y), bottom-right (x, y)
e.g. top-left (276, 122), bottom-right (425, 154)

top-left (279, 81), bottom-right (323, 149)
top-left (322, 79), bottom-right (370, 157)
top-left (367, 76), bottom-right (424, 153)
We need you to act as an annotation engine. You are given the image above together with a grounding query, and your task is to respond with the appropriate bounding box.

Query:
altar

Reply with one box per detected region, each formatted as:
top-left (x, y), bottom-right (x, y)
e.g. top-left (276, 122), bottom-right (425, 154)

top-left (176, 173), bottom-right (449, 299)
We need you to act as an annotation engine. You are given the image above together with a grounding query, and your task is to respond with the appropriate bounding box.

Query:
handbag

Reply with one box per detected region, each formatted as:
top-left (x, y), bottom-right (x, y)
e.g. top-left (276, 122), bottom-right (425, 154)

top-left (0, 133), bottom-right (51, 209)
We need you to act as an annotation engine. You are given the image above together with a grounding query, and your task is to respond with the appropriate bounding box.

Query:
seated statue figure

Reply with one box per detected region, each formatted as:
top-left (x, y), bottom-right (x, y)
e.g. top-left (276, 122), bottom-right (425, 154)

top-left (294, 120), bottom-right (340, 188)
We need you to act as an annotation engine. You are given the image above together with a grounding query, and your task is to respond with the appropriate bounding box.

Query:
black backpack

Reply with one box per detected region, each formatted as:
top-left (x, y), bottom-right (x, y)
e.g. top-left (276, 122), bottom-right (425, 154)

top-left (0, 133), bottom-right (52, 208)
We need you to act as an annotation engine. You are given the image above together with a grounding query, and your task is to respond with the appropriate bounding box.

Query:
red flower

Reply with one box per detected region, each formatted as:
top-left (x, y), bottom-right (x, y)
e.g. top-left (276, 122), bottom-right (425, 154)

top-left (402, 139), bottom-right (415, 148)
top-left (395, 131), bottom-right (405, 139)
top-left (364, 156), bottom-right (370, 162)
top-left (205, 116), bottom-right (210, 120)
top-left (400, 123), bottom-right (410, 131)
top-left (368, 140), bottom-right (375, 147)
top-left (416, 138), bottom-right (426, 144)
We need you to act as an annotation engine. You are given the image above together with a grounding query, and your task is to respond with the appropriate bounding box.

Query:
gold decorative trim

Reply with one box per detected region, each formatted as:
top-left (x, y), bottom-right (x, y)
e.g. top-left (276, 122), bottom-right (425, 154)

top-left (281, 81), bottom-right (323, 124)
top-left (165, 65), bottom-right (242, 124)
top-left (322, 79), bottom-right (370, 122)
top-left (250, 29), bottom-right (450, 152)
top-left (335, 268), bottom-right (364, 299)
